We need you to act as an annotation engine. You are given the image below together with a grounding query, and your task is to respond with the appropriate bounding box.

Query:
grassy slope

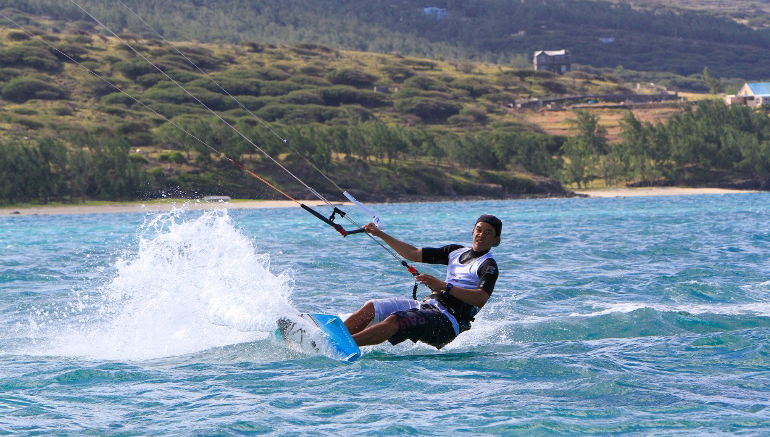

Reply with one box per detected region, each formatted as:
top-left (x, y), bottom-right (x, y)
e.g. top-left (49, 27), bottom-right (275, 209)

top-left (8, 12), bottom-right (750, 201)
top-left (0, 22), bottom-right (643, 201)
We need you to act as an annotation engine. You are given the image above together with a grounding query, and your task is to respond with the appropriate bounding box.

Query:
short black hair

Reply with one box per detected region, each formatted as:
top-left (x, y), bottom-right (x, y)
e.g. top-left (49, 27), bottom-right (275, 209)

top-left (476, 214), bottom-right (502, 237)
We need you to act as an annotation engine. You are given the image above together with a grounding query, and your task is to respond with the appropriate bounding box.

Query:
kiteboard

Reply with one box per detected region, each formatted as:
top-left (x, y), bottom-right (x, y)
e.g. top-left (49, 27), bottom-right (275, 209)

top-left (275, 313), bottom-right (361, 362)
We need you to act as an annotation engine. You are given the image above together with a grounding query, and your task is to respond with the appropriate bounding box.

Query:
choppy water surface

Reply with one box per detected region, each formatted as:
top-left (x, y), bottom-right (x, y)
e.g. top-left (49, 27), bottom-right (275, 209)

top-left (2, 194), bottom-right (770, 434)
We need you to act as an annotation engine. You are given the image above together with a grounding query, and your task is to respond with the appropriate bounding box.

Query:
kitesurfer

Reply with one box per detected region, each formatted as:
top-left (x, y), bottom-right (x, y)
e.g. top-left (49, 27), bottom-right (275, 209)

top-left (344, 215), bottom-right (501, 349)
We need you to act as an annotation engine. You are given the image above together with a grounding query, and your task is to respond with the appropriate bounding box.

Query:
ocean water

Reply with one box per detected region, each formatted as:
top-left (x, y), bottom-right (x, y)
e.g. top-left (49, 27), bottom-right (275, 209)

top-left (2, 194), bottom-right (770, 434)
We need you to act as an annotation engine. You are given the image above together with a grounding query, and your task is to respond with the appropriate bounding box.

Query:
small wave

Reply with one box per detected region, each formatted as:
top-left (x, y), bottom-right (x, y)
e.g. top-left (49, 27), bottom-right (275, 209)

top-left (26, 208), bottom-right (299, 361)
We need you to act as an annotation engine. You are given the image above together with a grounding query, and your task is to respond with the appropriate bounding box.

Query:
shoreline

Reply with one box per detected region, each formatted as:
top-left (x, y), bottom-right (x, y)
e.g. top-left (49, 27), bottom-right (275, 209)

top-left (573, 187), bottom-right (762, 198)
top-left (0, 187), bottom-right (761, 216)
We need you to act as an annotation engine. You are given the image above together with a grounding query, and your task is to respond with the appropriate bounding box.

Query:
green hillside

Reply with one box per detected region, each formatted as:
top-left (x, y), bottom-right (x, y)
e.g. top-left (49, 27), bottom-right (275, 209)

top-left (2, 5), bottom-right (770, 206)
top-left (2, 0), bottom-right (769, 81)
top-left (0, 22), bottom-right (588, 204)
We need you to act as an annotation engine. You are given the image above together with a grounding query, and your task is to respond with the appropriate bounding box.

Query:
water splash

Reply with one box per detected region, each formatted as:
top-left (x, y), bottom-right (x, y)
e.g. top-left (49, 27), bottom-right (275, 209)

top-left (35, 208), bottom-right (298, 360)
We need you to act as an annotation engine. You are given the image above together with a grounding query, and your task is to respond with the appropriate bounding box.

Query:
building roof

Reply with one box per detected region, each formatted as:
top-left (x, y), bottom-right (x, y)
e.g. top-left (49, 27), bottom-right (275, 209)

top-left (746, 83), bottom-right (770, 96)
top-left (534, 50), bottom-right (569, 57)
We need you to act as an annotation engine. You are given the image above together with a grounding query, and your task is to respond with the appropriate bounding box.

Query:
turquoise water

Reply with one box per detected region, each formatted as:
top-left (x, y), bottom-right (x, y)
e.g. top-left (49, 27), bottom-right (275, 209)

top-left (2, 194), bottom-right (770, 434)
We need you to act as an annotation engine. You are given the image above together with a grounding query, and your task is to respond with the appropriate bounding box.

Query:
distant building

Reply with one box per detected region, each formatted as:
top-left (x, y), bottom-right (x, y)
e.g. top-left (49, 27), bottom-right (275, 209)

top-left (533, 50), bottom-right (571, 74)
top-left (725, 83), bottom-right (770, 107)
top-left (423, 7), bottom-right (448, 21)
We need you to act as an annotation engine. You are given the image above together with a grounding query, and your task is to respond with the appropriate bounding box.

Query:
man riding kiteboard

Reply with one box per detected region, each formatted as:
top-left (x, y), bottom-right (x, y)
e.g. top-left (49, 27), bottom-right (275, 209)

top-left (344, 215), bottom-right (502, 349)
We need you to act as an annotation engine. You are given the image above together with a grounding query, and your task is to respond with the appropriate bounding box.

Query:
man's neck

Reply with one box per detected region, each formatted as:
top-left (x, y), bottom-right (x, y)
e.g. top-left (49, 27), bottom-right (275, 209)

top-left (460, 248), bottom-right (489, 264)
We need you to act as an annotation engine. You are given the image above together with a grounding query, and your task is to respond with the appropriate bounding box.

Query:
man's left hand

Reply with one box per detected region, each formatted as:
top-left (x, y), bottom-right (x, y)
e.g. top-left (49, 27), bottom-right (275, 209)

top-left (415, 274), bottom-right (444, 291)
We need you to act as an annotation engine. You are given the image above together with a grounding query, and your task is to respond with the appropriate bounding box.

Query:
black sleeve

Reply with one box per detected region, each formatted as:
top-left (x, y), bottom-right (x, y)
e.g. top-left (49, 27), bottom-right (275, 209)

top-left (421, 244), bottom-right (465, 265)
top-left (477, 258), bottom-right (499, 295)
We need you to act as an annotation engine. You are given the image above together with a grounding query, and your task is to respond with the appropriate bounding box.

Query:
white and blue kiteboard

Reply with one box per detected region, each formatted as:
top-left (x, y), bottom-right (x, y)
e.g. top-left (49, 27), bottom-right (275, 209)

top-left (275, 313), bottom-right (360, 362)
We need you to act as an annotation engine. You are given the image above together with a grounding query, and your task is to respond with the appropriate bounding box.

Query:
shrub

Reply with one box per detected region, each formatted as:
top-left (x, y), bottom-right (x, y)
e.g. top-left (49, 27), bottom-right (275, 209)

top-left (0, 68), bottom-right (22, 82)
top-left (290, 75), bottom-right (331, 87)
top-left (256, 104), bottom-right (341, 123)
top-left (40, 34), bottom-right (60, 43)
top-left (251, 67), bottom-right (291, 81)
top-left (141, 101), bottom-right (207, 118)
top-left (175, 46), bottom-right (226, 70)
top-left (8, 31), bottom-right (30, 41)
top-left (72, 20), bottom-right (95, 32)
top-left (53, 43), bottom-right (89, 61)
top-left (158, 151), bottom-right (187, 164)
top-left (128, 153), bottom-right (149, 164)
top-left (79, 60), bottom-right (101, 73)
top-left (232, 95), bottom-right (270, 111)
top-left (167, 69), bottom-right (200, 83)
top-left (281, 89), bottom-right (325, 105)
top-left (12, 108), bottom-right (38, 115)
top-left (402, 76), bottom-right (448, 91)
top-left (149, 167), bottom-right (165, 178)
top-left (538, 79), bottom-right (568, 94)
top-left (142, 85), bottom-right (194, 105)
top-left (53, 105), bottom-right (74, 116)
top-left (259, 81), bottom-right (302, 96)
top-left (338, 105), bottom-right (375, 123)
top-left (2, 43), bottom-right (62, 73)
top-left (101, 92), bottom-right (135, 106)
top-left (7, 115), bottom-right (45, 129)
top-left (403, 59), bottom-right (438, 70)
top-left (84, 77), bottom-right (129, 98)
top-left (187, 76), bottom-right (261, 96)
top-left (299, 65), bottom-right (325, 76)
top-left (459, 107), bottom-right (488, 123)
top-left (135, 73), bottom-right (167, 88)
top-left (98, 105), bottom-right (127, 116)
top-left (451, 78), bottom-right (498, 97)
top-left (325, 69), bottom-right (378, 87)
top-left (483, 92), bottom-right (518, 105)
top-left (477, 171), bottom-right (534, 194)
top-left (244, 42), bottom-right (266, 53)
top-left (447, 114), bottom-right (478, 126)
top-left (320, 86), bottom-right (389, 107)
top-left (113, 59), bottom-right (156, 80)
top-left (380, 64), bottom-right (415, 82)
top-left (394, 97), bottom-right (461, 121)
top-left (116, 121), bottom-right (151, 135)
top-left (1, 77), bottom-right (68, 102)
top-left (293, 43), bottom-right (334, 54)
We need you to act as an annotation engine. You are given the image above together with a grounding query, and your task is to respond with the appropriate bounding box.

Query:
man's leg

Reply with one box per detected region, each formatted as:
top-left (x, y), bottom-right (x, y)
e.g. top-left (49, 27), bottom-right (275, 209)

top-left (351, 315), bottom-right (400, 347)
top-left (344, 301), bottom-right (375, 335)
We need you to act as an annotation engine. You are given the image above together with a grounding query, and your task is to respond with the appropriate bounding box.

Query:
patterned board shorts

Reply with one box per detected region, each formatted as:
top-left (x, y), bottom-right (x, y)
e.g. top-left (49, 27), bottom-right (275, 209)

top-left (372, 298), bottom-right (457, 349)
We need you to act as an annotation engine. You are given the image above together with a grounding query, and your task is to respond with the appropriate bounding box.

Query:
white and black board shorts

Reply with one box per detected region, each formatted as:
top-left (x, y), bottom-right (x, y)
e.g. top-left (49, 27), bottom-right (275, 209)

top-left (371, 298), bottom-right (458, 349)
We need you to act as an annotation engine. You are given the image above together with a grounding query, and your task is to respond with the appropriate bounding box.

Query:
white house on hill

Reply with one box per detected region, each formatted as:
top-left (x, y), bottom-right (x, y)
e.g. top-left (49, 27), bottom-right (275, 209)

top-left (533, 50), bottom-right (571, 74)
top-left (725, 83), bottom-right (770, 107)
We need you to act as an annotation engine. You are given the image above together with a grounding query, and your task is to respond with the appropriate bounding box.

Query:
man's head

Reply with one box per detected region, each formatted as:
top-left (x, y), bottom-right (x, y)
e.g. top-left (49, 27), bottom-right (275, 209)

top-left (472, 214), bottom-right (502, 251)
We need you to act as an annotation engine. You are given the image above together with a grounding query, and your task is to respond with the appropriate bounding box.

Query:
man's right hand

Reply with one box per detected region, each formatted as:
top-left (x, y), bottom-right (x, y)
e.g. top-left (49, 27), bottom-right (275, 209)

top-left (363, 223), bottom-right (422, 263)
top-left (363, 222), bottom-right (385, 238)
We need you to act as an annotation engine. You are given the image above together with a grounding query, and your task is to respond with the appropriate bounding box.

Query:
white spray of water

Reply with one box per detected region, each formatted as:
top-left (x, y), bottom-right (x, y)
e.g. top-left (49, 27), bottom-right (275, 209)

top-left (40, 208), bottom-right (298, 361)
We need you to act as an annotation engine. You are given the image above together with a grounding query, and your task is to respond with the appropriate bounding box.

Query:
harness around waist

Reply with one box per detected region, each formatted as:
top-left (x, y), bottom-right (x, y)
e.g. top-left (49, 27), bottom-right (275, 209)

top-left (422, 294), bottom-right (475, 332)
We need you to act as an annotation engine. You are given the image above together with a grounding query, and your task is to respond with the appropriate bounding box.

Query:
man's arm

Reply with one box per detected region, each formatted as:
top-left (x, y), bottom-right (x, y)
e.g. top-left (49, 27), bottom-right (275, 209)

top-left (363, 223), bottom-right (422, 263)
top-left (415, 275), bottom-right (491, 307)
top-left (415, 258), bottom-right (499, 308)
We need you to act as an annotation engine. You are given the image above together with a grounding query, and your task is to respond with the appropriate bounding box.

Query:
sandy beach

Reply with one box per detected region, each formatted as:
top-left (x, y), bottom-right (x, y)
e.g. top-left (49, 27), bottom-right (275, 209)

top-left (0, 187), bottom-right (762, 216)
top-left (573, 187), bottom-right (761, 198)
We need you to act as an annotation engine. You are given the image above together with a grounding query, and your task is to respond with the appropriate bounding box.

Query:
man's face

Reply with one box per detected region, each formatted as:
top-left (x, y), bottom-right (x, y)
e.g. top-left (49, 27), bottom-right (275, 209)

top-left (472, 221), bottom-right (499, 252)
